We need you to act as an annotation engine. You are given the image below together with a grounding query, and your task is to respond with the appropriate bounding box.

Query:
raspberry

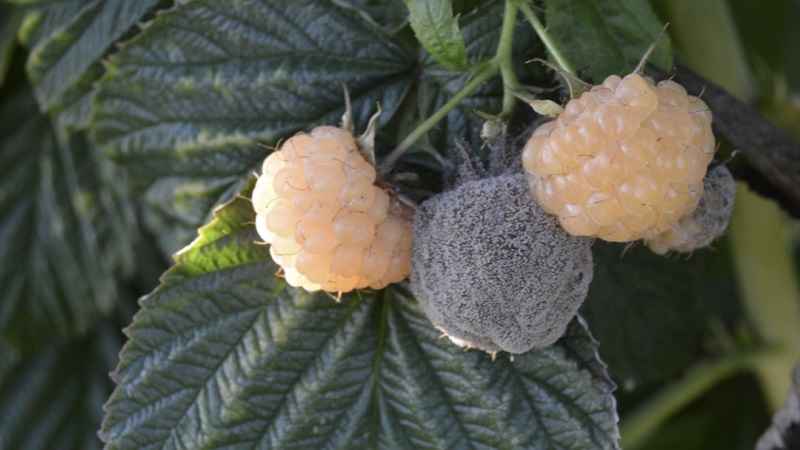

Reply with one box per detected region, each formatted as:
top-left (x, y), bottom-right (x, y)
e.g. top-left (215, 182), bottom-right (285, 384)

top-left (410, 174), bottom-right (593, 354)
top-left (522, 73), bottom-right (715, 242)
top-left (252, 126), bottom-right (413, 294)
top-left (647, 163), bottom-right (735, 254)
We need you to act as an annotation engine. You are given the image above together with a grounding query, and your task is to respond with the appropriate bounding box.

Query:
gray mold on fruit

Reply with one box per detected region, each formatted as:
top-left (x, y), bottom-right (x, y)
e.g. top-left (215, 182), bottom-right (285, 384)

top-left (410, 173), bottom-right (594, 354)
top-left (647, 163), bottom-right (736, 254)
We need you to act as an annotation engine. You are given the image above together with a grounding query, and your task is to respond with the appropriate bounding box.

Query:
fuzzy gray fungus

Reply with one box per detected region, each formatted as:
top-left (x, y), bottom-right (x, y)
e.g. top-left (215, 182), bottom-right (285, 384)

top-left (410, 174), bottom-right (594, 354)
top-left (647, 164), bottom-right (736, 254)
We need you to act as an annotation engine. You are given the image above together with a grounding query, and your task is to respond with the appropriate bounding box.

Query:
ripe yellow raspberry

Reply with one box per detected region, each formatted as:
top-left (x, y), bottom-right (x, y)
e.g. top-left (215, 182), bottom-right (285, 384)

top-left (522, 73), bottom-right (715, 242)
top-left (252, 126), bottom-right (413, 294)
top-left (647, 163), bottom-right (735, 254)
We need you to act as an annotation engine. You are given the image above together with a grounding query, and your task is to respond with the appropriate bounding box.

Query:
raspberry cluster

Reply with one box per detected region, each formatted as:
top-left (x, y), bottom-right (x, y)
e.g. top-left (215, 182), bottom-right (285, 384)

top-left (647, 163), bottom-right (736, 254)
top-left (523, 73), bottom-right (715, 241)
top-left (252, 126), bottom-right (413, 293)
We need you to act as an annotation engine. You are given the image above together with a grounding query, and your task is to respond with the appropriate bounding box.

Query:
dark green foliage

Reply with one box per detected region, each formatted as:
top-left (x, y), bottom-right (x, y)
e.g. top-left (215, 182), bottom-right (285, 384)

top-left (100, 184), bottom-right (619, 449)
top-left (0, 3), bottom-right (20, 85)
top-left (0, 82), bottom-right (133, 353)
top-left (644, 374), bottom-right (770, 450)
top-left (0, 307), bottom-right (128, 450)
top-left (10, 0), bottom-right (167, 127)
top-left (581, 242), bottom-right (703, 383)
top-left (546, 0), bottom-right (672, 81)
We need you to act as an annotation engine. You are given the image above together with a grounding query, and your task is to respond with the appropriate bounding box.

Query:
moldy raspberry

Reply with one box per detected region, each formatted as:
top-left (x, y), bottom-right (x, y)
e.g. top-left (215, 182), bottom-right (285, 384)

top-left (411, 173), bottom-right (593, 354)
top-left (647, 163), bottom-right (735, 254)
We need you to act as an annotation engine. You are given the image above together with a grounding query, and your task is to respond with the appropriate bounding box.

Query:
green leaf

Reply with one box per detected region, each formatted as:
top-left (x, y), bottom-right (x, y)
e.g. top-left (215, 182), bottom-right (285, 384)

top-left (0, 309), bottom-right (125, 450)
top-left (138, 176), bottom-right (244, 264)
top-left (11, 0), bottom-right (167, 127)
top-left (0, 4), bottom-right (21, 87)
top-left (404, 0), bottom-right (469, 71)
top-left (101, 182), bottom-right (619, 449)
top-left (0, 85), bottom-right (134, 352)
top-left (93, 0), bottom-right (416, 256)
top-left (580, 242), bottom-right (703, 384)
top-left (545, 0), bottom-right (672, 82)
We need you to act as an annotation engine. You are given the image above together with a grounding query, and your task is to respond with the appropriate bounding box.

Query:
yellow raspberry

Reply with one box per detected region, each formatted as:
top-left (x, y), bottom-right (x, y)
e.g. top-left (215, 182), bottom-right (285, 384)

top-left (522, 73), bottom-right (715, 242)
top-left (252, 126), bottom-right (413, 294)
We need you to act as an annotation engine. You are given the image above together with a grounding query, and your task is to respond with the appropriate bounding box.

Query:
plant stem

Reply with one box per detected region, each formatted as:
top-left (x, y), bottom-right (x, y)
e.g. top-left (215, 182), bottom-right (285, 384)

top-left (497, 0), bottom-right (520, 116)
top-left (381, 0), bottom-right (522, 170)
top-left (516, 0), bottom-right (576, 77)
top-left (380, 63), bottom-right (499, 170)
top-left (619, 348), bottom-right (774, 449)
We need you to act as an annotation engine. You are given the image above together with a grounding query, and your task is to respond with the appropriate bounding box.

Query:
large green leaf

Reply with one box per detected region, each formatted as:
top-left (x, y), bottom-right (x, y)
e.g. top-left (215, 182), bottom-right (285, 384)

top-left (545, 0), bottom-right (672, 81)
top-left (93, 0), bottom-right (416, 256)
top-left (101, 182), bottom-right (620, 449)
top-left (580, 242), bottom-right (704, 384)
top-left (0, 311), bottom-right (125, 450)
top-left (11, 0), bottom-right (167, 127)
top-left (0, 84), bottom-right (134, 352)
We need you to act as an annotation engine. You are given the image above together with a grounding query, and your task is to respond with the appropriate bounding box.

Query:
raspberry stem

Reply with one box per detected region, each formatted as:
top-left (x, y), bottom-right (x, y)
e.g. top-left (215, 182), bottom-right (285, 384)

top-left (381, 62), bottom-right (499, 170)
top-left (382, 0), bottom-right (579, 171)
top-left (497, 0), bottom-right (521, 116)
top-left (516, 1), bottom-right (576, 77)
top-left (632, 24), bottom-right (669, 75)
top-left (381, 0), bottom-right (522, 171)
